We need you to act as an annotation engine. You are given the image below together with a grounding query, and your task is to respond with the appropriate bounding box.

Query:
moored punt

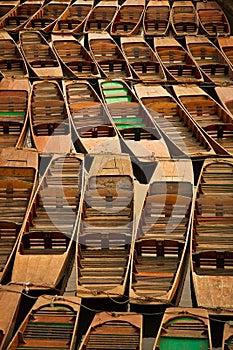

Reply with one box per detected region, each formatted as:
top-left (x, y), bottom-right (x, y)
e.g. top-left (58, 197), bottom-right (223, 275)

top-left (120, 36), bottom-right (167, 83)
top-left (99, 79), bottom-right (173, 164)
top-left (0, 30), bottom-right (28, 78)
top-left (129, 159), bottom-right (193, 310)
top-left (153, 36), bottom-right (204, 83)
top-left (110, 0), bottom-right (145, 37)
top-left (143, 0), bottom-right (170, 37)
top-left (76, 154), bottom-right (134, 300)
top-left (83, 0), bottom-right (118, 33)
top-left (0, 1), bottom-right (20, 22)
top-left (218, 36), bottom-right (233, 68)
top-left (170, 0), bottom-right (198, 37)
top-left (0, 285), bottom-right (23, 350)
top-left (52, 0), bottom-right (93, 34)
top-left (88, 32), bottom-right (133, 80)
top-left (51, 33), bottom-right (101, 79)
top-left (190, 158), bottom-right (233, 312)
top-left (19, 30), bottom-right (63, 79)
top-left (173, 84), bottom-right (233, 156)
top-left (152, 307), bottom-right (212, 350)
top-left (0, 147), bottom-right (38, 284)
top-left (215, 85), bottom-right (233, 117)
top-left (24, 0), bottom-right (71, 33)
top-left (185, 35), bottom-right (233, 86)
top-left (223, 322), bottom-right (233, 350)
top-left (29, 80), bottom-right (71, 154)
top-left (63, 80), bottom-right (121, 154)
top-left (0, 77), bottom-right (30, 148)
top-left (6, 294), bottom-right (81, 350)
top-left (134, 83), bottom-right (215, 159)
top-left (77, 311), bottom-right (143, 350)
top-left (197, 0), bottom-right (230, 37)
top-left (11, 152), bottom-right (83, 293)
top-left (0, 0), bottom-right (44, 34)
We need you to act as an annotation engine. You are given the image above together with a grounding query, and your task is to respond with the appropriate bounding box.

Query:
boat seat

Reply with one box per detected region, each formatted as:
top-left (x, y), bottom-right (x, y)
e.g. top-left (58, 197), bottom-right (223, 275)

top-left (78, 125), bottom-right (115, 138)
top-left (193, 250), bottom-right (233, 273)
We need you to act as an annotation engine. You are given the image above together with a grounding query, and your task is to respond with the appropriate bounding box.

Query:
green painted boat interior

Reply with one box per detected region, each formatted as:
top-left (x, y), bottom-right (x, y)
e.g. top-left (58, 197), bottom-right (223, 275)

top-left (159, 337), bottom-right (209, 350)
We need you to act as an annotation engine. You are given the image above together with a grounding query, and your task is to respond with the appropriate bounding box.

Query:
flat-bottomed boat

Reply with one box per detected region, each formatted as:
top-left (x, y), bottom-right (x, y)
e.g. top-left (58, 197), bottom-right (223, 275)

top-left (171, 0), bottom-right (198, 37)
top-left (143, 0), bottom-right (170, 37)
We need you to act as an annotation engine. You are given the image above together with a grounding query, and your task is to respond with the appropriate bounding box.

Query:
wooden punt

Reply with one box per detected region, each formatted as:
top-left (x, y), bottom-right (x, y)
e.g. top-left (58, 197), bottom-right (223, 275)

top-left (83, 0), bottom-right (118, 33)
top-left (52, 0), bottom-right (94, 34)
top-left (215, 85), bottom-right (233, 117)
top-left (120, 36), bottom-right (167, 83)
top-left (190, 158), bottom-right (233, 312)
top-left (0, 147), bottom-right (38, 284)
top-left (222, 322), bottom-right (233, 350)
top-left (0, 285), bottom-right (23, 350)
top-left (0, 30), bottom-right (28, 78)
top-left (0, 1), bottom-right (44, 34)
top-left (99, 79), bottom-right (174, 164)
top-left (24, 0), bottom-right (71, 33)
top-left (51, 33), bottom-right (101, 79)
top-left (88, 32), bottom-right (133, 79)
top-left (218, 36), bottom-right (233, 68)
top-left (143, 0), bottom-right (170, 37)
top-left (153, 36), bottom-right (204, 83)
top-left (77, 311), bottom-right (143, 350)
top-left (185, 35), bottom-right (233, 86)
top-left (170, 1), bottom-right (198, 37)
top-left (29, 80), bottom-right (71, 154)
top-left (0, 1), bottom-right (20, 22)
top-left (63, 80), bottom-right (121, 154)
top-left (173, 84), bottom-right (233, 156)
top-left (134, 83), bottom-right (215, 159)
top-left (11, 153), bottom-right (83, 293)
top-left (129, 159), bottom-right (193, 309)
top-left (6, 294), bottom-right (81, 350)
top-left (197, 0), bottom-right (231, 37)
top-left (76, 154), bottom-right (135, 299)
top-left (0, 77), bottom-right (30, 149)
top-left (19, 30), bottom-right (63, 79)
top-left (110, 0), bottom-right (145, 37)
top-left (152, 307), bottom-right (212, 350)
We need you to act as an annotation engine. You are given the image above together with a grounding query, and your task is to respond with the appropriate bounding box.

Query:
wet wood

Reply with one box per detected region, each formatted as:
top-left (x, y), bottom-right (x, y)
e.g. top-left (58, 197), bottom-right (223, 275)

top-left (11, 153), bottom-right (83, 292)
top-left (6, 295), bottom-right (81, 350)
top-left (153, 36), bottom-right (204, 83)
top-left (120, 36), bottom-right (167, 83)
top-left (143, 0), bottom-right (170, 37)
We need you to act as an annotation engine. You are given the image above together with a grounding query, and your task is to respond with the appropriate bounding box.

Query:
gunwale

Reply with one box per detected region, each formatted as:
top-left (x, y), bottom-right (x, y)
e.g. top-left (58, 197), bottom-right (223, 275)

top-left (52, 0), bottom-right (94, 34)
top-left (19, 30), bottom-right (63, 79)
top-left (215, 85), bottom-right (233, 118)
top-left (0, 0), bottom-right (44, 33)
top-left (0, 147), bottom-right (38, 284)
top-left (83, 0), bottom-right (118, 33)
top-left (153, 36), bottom-right (204, 83)
top-left (77, 311), bottom-right (143, 350)
top-left (24, 0), bottom-right (71, 33)
top-left (129, 158), bottom-right (194, 308)
top-left (51, 33), bottom-right (101, 79)
top-left (152, 307), bottom-right (212, 350)
top-left (120, 36), bottom-right (167, 83)
top-left (223, 322), bottom-right (233, 350)
top-left (0, 29), bottom-right (29, 78)
top-left (0, 1), bottom-right (21, 22)
top-left (190, 157), bottom-right (233, 312)
top-left (173, 84), bottom-right (233, 156)
top-left (11, 152), bottom-right (84, 292)
top-left (197, 0), bottom-right (231, 37)
top-left (63, 79), bottom-right (121, 154)
top-left (110, 0), bottom-right (145, 37)
top-left (0, 77), bottom-right (30, 149)
top-left (185, 35), bottom-right (233, 86)
top-left (76, 153), bottom-right (135, 299)
top-left (218, 36), bottom-right (233, 68)
top-left (88, 31), bottom-right (133, 80)
top-left (170, 0), bottom-right (198, 37)
top-left (143, 0), bottom-right (170, 37)
top-left (134, 83), bottom-right (215, 159)
top-left (29, 79), bottom-right (71, 154)
top-left (6, 294), bottom-right (81, 350)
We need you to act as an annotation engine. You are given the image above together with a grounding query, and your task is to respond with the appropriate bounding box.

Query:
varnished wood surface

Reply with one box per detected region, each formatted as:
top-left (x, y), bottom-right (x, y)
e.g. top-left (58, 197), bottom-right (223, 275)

top-left (143, 0), bottom-right (170, 37)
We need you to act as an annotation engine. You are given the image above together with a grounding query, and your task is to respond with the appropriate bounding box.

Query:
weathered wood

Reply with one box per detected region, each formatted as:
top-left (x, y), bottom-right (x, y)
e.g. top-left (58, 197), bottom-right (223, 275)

top-left (143, 0), bottom-right (170, 36)
top-left (84, 0), bottom-right (118, 33)
top-left (171, 1), bottom-right (198, 37)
